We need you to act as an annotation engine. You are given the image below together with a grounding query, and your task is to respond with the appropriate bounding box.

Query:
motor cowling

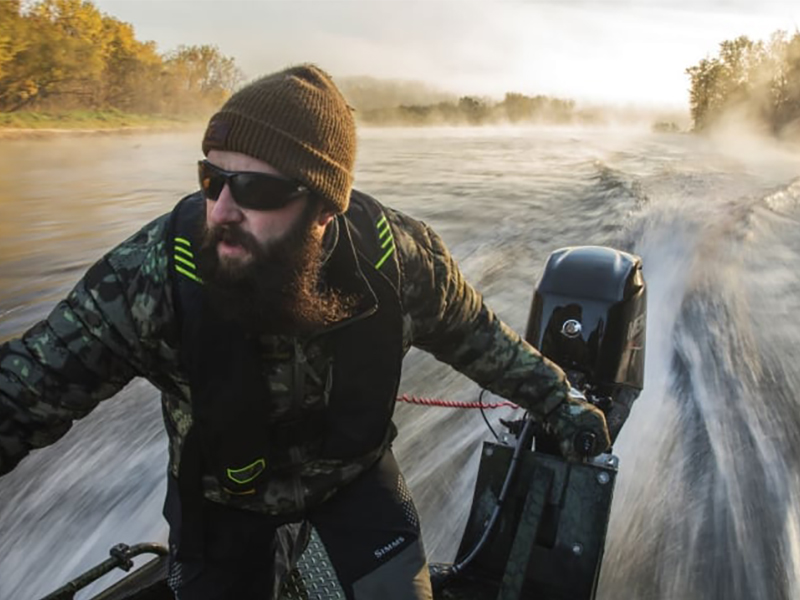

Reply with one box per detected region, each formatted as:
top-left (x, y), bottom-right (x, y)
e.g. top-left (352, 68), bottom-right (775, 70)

top-left (449, 246), bottom-right (646, 600)
top-left (525, 246), bottom-right (646, 440)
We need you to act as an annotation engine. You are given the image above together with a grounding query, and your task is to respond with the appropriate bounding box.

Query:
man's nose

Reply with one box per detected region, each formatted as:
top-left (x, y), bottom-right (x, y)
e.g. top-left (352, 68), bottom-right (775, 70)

top-left (208, 184), bottom-right (243, 225)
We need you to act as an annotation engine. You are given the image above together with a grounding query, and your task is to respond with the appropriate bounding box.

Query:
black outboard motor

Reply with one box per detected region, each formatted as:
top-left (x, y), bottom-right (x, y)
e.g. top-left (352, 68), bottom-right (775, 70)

top-left (445, 246), bottom-right (646, 600)
top-left (526, 245), bottom-right (646, 442)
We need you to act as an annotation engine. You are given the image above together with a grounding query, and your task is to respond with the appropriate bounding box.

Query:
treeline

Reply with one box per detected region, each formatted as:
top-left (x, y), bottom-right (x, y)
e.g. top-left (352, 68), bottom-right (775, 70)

top-left (359, 93), bottom-right (577, 126)
top-left (686, 31), bottom-right (800, 134)
top-left (336, 76), bottom-right (456, 113)
top-left (0, 0), bottom-right (243, 115)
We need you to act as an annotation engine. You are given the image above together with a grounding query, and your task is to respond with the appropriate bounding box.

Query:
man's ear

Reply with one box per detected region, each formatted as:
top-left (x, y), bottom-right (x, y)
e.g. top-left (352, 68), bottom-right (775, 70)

top-left (317, 208), bottom-right (336, 227)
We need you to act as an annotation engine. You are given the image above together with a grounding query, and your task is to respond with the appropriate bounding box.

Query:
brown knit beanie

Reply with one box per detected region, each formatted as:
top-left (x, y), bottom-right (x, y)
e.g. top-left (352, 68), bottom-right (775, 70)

top-left (202, 64), bottom-right (356, 214)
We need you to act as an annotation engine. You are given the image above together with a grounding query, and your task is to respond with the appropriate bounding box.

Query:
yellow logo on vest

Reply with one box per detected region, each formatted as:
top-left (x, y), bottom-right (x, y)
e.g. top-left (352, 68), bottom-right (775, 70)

top-left (174, 237), bottom-right (203, 284)
top-left (223, 457), bottom-right (266, 495)
top-left (375, 214), bottom-right (395, 270)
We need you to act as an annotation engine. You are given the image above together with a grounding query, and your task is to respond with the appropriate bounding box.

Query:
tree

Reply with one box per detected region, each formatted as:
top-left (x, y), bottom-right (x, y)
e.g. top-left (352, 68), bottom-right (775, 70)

top-left (0, 0), bottom-right (108, 110)
top-left (163, 45), bottom-right (243, 114)
top-left (502, 92), bottom-right (534, 123)
top-left (686, 30), bottom-right (800, 134)
top-left (0, 1), bottom-right (26, 81)
top-left (99, 16), bottom-right (163, 112)
top-left (687, 57), bottom-right (723, 130)
top-left (768, 31), bottom-right (800, 132)
top-left (458, 96), bottom-right (489, 124)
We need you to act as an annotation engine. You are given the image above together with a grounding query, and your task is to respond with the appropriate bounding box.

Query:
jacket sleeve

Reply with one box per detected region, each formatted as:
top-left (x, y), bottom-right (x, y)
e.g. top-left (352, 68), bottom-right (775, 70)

top-left (389, 208), bottom-right (568, 417)
top-left (0, 215), bottom-right (176, 476)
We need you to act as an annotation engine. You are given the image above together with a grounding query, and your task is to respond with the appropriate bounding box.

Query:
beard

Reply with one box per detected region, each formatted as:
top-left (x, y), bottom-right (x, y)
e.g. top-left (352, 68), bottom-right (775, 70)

top-left (195, 201), bottom-right (356, 335)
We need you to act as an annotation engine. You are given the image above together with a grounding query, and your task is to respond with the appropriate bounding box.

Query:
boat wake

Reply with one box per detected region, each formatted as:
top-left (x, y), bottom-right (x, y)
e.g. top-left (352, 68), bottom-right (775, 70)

top-left (601, 175), bottom-right (800, 599)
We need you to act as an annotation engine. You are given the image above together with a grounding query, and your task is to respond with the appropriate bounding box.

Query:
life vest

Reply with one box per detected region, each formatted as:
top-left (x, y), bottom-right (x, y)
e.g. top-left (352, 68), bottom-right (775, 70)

top-left (166, 190), bottom-right (404, 556)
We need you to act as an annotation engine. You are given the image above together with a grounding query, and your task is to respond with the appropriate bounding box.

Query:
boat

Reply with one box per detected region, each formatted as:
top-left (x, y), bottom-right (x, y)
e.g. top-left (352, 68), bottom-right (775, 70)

top-left (40, 245), bottom-right (646, 600)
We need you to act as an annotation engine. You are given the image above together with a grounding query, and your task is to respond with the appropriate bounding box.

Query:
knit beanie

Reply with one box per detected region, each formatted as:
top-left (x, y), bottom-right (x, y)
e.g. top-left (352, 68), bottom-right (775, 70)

top-left (202, 64), bottom-right (356, 214)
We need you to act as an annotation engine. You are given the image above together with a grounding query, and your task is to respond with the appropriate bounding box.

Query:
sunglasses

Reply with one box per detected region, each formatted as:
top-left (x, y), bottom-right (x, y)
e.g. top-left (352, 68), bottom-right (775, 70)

top-left (197, 160), bottom-right (308, 211)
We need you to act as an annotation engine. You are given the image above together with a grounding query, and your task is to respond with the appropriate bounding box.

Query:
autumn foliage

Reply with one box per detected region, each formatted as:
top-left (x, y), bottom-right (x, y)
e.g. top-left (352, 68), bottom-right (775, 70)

top-left (686, 31), bottom-right (800, 134)
top-left (0, 0), bottom-right (243, 115)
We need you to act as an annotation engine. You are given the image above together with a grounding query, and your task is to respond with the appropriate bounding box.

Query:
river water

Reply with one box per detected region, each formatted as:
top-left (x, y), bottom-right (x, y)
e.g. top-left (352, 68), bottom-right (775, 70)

top-left (0, 126), bottom-right (799, 599)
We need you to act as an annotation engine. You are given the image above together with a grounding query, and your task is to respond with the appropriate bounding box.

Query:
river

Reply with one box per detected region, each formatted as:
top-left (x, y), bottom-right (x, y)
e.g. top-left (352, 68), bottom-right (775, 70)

top-left (1, 126), bottom-right (799, 599)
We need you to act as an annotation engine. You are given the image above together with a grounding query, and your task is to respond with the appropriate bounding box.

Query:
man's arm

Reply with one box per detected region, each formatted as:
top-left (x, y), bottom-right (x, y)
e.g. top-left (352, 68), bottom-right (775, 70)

top-left (390, 209), bottom-right (566, 414)
top-left (389, 209), bottom-right (610, 456)
top-left (0, 215), bottom-right (175, 475)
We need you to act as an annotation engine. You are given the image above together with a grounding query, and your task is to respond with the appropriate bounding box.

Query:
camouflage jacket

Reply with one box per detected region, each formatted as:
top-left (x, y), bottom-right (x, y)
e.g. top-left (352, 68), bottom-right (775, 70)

top-left (0, 191), bottom-right (570, 515)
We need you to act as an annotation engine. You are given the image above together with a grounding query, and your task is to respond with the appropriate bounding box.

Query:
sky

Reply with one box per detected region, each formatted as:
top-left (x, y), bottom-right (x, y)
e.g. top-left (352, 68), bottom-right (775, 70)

top-left (91, 0), bottom-right (800, 110)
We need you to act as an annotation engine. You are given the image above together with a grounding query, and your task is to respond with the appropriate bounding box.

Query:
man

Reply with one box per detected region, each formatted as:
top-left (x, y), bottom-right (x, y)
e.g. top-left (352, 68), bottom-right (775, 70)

top-left (0, 65), bottom-right (610, 599)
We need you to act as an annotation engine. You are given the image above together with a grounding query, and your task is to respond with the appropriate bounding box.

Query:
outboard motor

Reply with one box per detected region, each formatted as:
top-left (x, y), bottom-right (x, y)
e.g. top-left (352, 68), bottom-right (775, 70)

top-left (444, 246), bottom-right (647, 600)
top-left (526, 245), bottom-right (646, 442)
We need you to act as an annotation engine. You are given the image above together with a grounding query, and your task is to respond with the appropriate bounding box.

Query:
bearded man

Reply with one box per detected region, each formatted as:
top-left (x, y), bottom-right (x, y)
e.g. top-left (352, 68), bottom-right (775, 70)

top-left (0, 64), bottom-right (610, 600)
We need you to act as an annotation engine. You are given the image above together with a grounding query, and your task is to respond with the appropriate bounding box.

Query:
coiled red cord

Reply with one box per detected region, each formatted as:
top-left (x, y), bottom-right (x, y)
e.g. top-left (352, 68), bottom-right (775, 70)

top-left (396, 394), bottom-right (519, 410)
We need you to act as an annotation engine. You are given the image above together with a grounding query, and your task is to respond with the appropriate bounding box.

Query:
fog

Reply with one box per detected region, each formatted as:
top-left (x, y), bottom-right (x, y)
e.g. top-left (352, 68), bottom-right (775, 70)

top-left (91, 0), bottom-right (800, 108)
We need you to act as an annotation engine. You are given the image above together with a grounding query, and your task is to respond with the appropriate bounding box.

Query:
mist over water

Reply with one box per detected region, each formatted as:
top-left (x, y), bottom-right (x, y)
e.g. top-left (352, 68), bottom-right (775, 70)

top-left (0, 127), bottom-right (799, 599)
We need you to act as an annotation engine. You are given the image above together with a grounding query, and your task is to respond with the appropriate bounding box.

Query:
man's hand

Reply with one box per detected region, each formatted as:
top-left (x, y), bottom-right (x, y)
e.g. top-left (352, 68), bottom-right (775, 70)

top-left (545, 389), bottom-right (611, 461)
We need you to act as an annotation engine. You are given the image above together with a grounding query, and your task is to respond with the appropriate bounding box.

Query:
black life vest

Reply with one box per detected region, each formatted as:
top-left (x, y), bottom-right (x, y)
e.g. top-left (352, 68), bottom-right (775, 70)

top-left (166, 190), bottom-right (404, 556)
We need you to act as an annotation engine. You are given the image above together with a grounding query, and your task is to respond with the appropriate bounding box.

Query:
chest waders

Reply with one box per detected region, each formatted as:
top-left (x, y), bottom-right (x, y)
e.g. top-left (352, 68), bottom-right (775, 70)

top-left (166, 191), bottom-right (404, 559)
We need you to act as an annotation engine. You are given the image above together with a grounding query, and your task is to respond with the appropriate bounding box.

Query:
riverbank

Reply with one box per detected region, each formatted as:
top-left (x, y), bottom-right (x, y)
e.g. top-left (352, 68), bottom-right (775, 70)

top-left (0, 110), bottom-right (203, 139)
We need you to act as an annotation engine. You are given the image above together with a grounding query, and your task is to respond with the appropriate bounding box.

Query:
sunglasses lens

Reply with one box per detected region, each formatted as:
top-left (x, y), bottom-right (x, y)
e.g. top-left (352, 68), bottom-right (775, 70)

top-left (197, 160), bottom-right (304, 210)
top-left (198, 161), bottom-right (225, 201)
top-left (233, 175), bottom-right (301, 210)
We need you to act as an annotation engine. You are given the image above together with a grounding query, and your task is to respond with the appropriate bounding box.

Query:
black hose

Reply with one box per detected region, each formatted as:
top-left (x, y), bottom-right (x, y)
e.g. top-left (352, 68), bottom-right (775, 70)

top-left (479, 389), bottom-right (500, 441)
top-left (451, 417), bottom-right (534, 574)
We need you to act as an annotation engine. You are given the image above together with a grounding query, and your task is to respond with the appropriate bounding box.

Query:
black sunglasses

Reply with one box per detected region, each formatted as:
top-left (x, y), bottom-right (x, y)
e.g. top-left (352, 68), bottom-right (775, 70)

top-left (197, 160), bottom-right (308, 211)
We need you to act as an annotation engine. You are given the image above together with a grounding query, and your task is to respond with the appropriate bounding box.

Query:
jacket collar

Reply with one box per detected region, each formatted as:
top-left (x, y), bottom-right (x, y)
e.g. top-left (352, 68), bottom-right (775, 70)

top-left (311, 214), bottom-right (378, 336)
